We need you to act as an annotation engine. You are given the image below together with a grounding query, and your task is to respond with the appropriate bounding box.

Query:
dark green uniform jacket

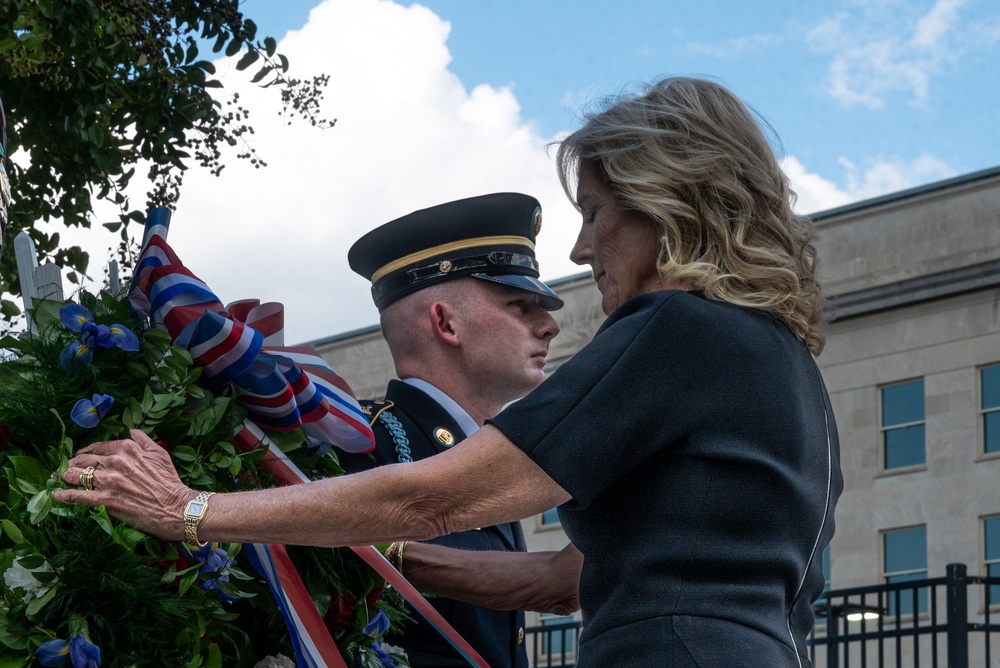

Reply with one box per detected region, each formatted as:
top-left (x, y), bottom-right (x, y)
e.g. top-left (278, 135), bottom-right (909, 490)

top-left (341, 379), bottom-right (529, 668)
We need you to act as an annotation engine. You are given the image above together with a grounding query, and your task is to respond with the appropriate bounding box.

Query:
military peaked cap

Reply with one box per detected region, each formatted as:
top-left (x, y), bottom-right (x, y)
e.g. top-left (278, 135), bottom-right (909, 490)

top-left (349, 192), bottom-right (564, 312)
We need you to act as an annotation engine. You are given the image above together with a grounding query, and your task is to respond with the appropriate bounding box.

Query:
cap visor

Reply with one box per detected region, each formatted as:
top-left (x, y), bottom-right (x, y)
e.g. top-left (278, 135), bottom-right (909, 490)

top-left (472, 273), bottom-right (564, 310)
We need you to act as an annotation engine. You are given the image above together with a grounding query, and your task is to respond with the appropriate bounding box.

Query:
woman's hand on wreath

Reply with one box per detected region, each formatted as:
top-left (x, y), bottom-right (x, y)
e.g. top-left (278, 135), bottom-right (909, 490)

top-left (54, 429), bottom-right (195, 541)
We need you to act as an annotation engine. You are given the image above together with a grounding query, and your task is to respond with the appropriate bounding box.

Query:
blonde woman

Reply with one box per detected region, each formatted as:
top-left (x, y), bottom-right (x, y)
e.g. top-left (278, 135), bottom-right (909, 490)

top-left (60, 77), bottom-right (842, 667)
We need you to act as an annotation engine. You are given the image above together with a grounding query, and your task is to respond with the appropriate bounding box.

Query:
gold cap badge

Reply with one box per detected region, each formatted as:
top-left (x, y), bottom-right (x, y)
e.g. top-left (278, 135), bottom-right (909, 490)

top-left (532, 208), bottom-right (543, 236)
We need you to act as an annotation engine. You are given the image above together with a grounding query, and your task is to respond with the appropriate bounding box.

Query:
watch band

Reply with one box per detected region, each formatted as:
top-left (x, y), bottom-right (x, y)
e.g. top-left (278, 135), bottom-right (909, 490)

top-left (184, 491), bottom-right (215, 547)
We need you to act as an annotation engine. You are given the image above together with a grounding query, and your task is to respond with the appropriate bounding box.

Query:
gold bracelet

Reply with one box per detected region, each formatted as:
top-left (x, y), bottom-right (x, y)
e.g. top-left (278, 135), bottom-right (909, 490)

top-left (384, 540), bottom-right (408, 574)
top-left (395, 540), bottom-right (408, 575)
top-left (384, 541), bottom-right (399, 567)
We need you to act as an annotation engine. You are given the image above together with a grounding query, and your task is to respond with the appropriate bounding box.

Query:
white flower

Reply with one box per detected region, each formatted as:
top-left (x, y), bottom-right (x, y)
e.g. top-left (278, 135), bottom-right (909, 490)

top-left (253, 654), bottom-right (296, 668)
top-left (3, 558), bottom-right (56, 604)
top-left (381, 644), bottom-right (408, 659)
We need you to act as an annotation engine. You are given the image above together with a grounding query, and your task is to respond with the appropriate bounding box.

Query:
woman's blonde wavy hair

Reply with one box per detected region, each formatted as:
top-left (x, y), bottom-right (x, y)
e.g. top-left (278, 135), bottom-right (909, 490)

top-left (556, 76), bottom-right (825, 355)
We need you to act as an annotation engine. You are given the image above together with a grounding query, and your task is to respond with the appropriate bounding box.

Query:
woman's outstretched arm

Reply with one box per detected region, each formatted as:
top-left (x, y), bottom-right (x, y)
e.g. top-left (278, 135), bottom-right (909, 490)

top-left (54, 426), bottom-right (571, 548)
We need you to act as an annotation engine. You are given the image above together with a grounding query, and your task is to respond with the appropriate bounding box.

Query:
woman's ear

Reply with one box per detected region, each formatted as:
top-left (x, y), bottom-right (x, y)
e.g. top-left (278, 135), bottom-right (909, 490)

top-left (428, 301), bottom-right (462, 347)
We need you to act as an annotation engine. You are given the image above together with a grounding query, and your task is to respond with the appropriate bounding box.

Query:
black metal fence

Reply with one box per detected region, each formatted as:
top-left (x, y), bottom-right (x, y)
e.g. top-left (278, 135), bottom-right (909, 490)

top-left (809, 563), bottom-right (1000, 667)
top-left (524, 619), bottom-right (581, 667)
top-left (523, 563), bottom-right (1000, 667)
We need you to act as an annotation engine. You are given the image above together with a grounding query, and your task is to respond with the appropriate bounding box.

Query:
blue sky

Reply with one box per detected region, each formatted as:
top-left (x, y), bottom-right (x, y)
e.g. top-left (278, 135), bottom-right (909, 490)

top-left (41, 0), bottom-right (1000, 342)
top-left (246, 0), bottom-right (999, 184)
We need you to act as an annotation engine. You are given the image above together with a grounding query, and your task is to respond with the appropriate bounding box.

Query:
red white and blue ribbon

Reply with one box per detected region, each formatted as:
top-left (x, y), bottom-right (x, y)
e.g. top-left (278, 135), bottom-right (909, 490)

top-left (232, 423), bottom-right (493, 668)
top-left (129, 208), bottom-right (491, 668)
top-left (128, 209), bottom-right (375, 455)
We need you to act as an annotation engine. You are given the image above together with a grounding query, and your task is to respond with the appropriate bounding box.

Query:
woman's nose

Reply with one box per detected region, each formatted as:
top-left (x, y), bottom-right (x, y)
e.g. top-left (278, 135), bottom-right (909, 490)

top-left (569, 226), bottom-right (592, 266)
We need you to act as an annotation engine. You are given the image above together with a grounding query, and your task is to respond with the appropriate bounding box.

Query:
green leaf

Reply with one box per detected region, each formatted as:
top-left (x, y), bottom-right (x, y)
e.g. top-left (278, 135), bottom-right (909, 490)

top-left (8, 457), bottom-right (52, 487)
top-left (25, 582), bottom-right (59, 616)
top-left (156, 366), bottom-right (181, 386)
top-left (29, 300), bottom-right (63, 332)
top-left (235, 49), bottom-right (259, 71)
top-left (250, 65), bottom-right (272, 85)
top-left (1, 520), bottom-right (25, 545)
top-left (204, 643), bottom-right (222, 668)
top-left (142, 385), bottom-right (155, 413)
top-left (126, 361), bottom-right (149, 378)
top-left (225, 36), bottom-right (243, 57)
top-left (172, 446), bottom-right (198, 462)
top-left (169, 346), bottom-right (194, 366)
top-left (143, 328), bottom-right (172, 348)
top-left (14, 555), bottom-right (44, 570)
top-left (152, 393), bottom-right (179, 412)
top-left (193, 398), bottom-right (228, 436)
top-left (118, 525), bottom-right (148, 550)
top-left (0, 300), bottom-right (20, 318)
top-left (0, 620), bottom-right (29, 651)
top-left (212, 32), bottom-right (228, 53)
top-left (263, 37), bottom-right (277, 57)
top-left (27, 490), bottom-right (52, 524)
top-left (88, 507), bottom-right (137, 550)
top-left (177, 566), bottom-right (200, 596)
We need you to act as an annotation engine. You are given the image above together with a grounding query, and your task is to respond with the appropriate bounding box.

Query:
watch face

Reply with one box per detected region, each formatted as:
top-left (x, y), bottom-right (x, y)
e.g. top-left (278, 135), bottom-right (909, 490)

top-left (188, 502), bottom-right (206, 515)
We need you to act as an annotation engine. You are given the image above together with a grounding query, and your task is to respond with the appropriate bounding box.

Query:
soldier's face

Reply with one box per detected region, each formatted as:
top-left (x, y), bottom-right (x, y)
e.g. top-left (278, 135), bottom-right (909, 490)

top-left (455, 281), bottom-right (560, 405)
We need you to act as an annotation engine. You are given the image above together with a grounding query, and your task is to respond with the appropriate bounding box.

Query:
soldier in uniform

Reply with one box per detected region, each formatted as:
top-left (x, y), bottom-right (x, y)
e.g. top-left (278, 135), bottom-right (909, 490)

top-left (340, 192), bottom-right (581, 668)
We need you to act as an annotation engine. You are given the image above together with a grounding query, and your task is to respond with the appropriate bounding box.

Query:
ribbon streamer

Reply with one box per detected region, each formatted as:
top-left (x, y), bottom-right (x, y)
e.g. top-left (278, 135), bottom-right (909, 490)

top-left (232, 422), bottom-right (493, 668)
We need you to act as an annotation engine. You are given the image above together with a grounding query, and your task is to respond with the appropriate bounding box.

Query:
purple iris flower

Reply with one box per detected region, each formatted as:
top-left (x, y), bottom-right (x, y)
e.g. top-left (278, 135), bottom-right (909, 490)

top-left (36, 633), bottom-right (101, 667)
top-left (59, 304), bottom-right (139, 370)
top-left (36, 638), bottom-right (70, 667)
top-left (68, 634), bottom-right (102, 668)
top-left (370, 642), bottom-right (397, 668)
top-left (363, 610), bottom-right (390, 639)
top-left (188, 542), bottom-right (236, 602)
top-left (70, 394), bottom-right (115, 429)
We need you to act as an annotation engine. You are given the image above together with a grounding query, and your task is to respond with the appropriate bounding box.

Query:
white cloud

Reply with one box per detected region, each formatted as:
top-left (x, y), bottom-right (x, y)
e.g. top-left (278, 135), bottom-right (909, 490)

top-left (44, 0), bottom-right (583, 344)
top-left (808, 0), bottom-right (970, 108)
top-left (686, 33), bottom-right (777, 59)
top-left (782, 154), bottom-right (957, 214)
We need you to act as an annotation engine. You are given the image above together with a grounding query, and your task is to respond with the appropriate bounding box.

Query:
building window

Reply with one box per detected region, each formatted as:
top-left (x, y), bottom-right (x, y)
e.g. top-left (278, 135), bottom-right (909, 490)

top-left (986, 516), bottom-right (1000, 608)
top-left (881, 379), bottom-right (925, 470)
top-left (822, 544), bottom-right (831, 596)
top-left (538, 613), bottom-right (576, 657)
top-left (813, 545), bottom-right (832, 621)
top-left (538, 507), bottom-right (561, 528)
top-left (982, 365), bottom-right (1000, 455)
top-left (883, 526), bottom-right (928, 615)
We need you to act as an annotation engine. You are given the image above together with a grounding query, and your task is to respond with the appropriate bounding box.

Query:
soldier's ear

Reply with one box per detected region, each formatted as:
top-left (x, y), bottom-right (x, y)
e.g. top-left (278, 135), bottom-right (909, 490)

top-left (428, 301), bottom-right (462, 348)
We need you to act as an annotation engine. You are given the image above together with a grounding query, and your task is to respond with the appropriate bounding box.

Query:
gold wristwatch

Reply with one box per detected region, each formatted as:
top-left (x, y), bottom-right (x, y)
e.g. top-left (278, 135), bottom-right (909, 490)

top-left (183, 491), bottom-right (215, 547)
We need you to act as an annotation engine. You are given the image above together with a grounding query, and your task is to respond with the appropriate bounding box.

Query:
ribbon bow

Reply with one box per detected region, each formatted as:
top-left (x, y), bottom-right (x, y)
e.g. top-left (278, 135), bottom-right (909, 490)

top-left (129, 208), bottom-right (375, 455)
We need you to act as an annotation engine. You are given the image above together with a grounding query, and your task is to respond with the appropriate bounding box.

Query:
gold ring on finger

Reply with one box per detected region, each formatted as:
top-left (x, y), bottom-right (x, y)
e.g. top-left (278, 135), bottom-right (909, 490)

top-left (79, 466), bottom-right (96, 491)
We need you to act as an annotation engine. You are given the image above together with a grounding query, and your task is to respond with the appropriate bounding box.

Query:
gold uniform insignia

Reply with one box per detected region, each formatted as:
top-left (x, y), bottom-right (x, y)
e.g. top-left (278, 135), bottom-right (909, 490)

top-left (532, 208), bottom-right (542, 236)
top-left (434, 427), bottom-right (455, 447)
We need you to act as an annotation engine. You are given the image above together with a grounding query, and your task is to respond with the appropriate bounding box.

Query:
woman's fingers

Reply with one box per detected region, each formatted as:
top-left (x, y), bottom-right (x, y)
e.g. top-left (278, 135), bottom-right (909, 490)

top-left (51, 432), bottom-right (193, 542)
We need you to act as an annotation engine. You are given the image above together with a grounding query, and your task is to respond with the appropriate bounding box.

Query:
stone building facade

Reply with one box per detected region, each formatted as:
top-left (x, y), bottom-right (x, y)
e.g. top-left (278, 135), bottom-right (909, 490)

top-left (310, 166), bottom-right (1000, 661)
